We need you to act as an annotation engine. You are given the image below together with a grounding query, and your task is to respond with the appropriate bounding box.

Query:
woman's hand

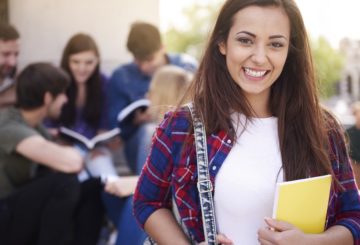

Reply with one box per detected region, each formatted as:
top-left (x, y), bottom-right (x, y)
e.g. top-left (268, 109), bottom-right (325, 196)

top-left (198, 233), bottom-right (233, 245)
top-left (104, 175), bottom-right (138, 197)
top-left (257, 217), bottom-right (308, 245)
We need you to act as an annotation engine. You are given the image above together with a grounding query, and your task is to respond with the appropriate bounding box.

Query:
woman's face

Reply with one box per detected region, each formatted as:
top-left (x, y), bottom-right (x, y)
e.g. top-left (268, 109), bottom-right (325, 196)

top-left (69, 50), bottom-right (98, 84)
top-left (219, 5), bottom-right (290, 104)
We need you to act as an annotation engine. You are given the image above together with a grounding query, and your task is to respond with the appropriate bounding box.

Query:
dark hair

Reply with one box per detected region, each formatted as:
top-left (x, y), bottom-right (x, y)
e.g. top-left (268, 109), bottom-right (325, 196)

top-left (59, 33), bottom-right (103, 129)
top-left (127, 22), bottom-right (162, 60)
top-left (16, 63), bottom-right (70, 109)
top-left (185, 0), bottom-right (332, 181)
top-left (0, 23), bottom-right (19, 41)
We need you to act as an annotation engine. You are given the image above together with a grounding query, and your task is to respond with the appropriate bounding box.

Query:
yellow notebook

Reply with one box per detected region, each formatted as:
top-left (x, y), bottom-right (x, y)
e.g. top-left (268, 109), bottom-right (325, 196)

top-left (272, 174), bottom-right (332, 234)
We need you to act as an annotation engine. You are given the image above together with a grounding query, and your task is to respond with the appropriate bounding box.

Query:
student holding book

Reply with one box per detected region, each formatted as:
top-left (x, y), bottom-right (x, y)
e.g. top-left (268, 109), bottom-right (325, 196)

top-left (46, 33), bottom-right (117, 178)
top-left (133, 0), bottom-right (360, 244)
top-left (107, 21), bottom-right (198, 173)
top-left (45, 33), bottom-right (115, 245)
top-left (104, 65), bottom-right (192, 244)
top-left (46, 33), bottom-right (145, 245)
top-left (134, 65), bottom-right (192, 174)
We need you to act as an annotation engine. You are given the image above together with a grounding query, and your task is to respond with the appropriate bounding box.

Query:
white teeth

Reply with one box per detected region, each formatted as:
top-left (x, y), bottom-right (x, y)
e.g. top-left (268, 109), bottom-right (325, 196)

top-left (244, 68), bottom-right (267, 77)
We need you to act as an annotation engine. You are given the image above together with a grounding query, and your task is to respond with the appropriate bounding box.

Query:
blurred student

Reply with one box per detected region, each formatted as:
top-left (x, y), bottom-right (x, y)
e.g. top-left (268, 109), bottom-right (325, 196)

top-left (45, 33), bottom-right (114, 245)
top-left (107, 21), bottom-right (197, 172)
top-left (0, 63), bottom-right (82, 245)
top-left (135, 65), bottom-right (193, 173)
top-left (46, 33), bottom-right (117, 177)
top-left (346, 101), bottom-right (360, 187)
top-left (102, 65), bottom-right (192, 245)
top-left (0, 23), bottom-right (20, 108)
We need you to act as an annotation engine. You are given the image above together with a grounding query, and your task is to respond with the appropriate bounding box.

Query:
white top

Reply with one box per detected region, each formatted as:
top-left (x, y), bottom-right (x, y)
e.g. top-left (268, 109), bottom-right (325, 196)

top-left (214, 114), bottom-right (283, 244)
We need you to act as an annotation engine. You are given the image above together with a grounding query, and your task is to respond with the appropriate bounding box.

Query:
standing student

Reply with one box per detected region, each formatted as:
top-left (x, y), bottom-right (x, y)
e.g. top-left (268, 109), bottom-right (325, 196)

top-left (0, 63), bottom-right (83, 245)
top-left (133, 0), bottom-right (360, 244)
top-left (0, 23), bottom-right (20, 108)
top-left (107, 21), bottom-right (197, 172)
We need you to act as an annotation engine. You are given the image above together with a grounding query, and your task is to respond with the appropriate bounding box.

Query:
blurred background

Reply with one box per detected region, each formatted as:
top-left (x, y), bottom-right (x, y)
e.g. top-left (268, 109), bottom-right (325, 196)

top-left (1, 0), bottom-right (360, 125)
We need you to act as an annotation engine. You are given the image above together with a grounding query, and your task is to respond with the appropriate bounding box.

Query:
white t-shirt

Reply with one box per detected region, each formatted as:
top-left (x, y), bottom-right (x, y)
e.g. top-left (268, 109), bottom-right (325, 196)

top-left (214, 114), bottom-right (283, 244)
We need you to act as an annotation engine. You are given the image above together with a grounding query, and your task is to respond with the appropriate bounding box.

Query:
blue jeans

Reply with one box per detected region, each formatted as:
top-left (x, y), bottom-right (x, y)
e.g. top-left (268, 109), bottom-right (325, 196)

top-left (102, 192), bottom-right (146, 245)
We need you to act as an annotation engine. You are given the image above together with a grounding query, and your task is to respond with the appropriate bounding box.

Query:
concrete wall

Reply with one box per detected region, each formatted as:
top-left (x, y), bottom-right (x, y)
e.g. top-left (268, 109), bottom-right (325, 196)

top-left (9, 0), bottom-right (159, 75)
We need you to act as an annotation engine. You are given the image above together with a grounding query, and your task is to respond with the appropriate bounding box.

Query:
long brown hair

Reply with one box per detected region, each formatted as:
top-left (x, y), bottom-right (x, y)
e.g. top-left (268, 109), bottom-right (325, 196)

top-left (60, 33), bottom-right (103, 129)
top-left (184, 0), bottom-right (332, 181)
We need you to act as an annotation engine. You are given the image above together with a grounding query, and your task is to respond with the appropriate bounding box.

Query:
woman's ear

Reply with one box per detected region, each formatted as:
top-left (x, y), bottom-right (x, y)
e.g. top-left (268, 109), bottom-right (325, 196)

top-left (218, 41), bottom-right (226, 55)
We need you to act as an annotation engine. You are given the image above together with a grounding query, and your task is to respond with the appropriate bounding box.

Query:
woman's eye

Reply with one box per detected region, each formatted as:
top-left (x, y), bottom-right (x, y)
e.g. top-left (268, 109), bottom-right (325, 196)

top-left (238, 38), bottom-right (252, 45)
top-left (271, 42), bottom-right (284, 48)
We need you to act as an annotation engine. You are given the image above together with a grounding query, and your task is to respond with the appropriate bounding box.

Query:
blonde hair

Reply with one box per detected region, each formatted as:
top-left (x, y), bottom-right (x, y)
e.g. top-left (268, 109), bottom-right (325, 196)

top-left (148, 65), bottom-right (192, 122)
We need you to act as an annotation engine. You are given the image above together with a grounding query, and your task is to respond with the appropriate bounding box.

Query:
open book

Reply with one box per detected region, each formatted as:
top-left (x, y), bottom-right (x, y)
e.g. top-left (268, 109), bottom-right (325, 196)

top-left (59, 127), bottom-right (120, 150)
top-left (272, 174), bottom-right (332, 234)
top-left (117, 98), bottom-right (150, 123)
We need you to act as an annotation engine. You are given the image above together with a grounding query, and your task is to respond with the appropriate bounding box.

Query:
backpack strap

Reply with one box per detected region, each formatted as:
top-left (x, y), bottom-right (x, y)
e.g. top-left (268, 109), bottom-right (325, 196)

top-left (186, 103), bottom-right (217, 245)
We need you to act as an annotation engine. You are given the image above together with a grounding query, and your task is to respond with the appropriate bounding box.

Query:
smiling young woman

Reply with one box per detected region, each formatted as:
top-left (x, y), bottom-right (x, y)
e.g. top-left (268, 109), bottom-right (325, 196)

top-left (133, 0), bottom-right (360, 244)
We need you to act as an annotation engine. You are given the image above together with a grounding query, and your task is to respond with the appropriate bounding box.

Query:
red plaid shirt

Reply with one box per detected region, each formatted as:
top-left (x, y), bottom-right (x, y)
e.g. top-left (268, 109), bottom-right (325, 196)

top-left (134, 108), bottom-right (360, 243)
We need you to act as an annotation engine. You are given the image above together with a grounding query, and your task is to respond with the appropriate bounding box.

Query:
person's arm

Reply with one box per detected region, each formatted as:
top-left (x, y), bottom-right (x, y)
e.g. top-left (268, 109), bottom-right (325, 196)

top-left (328, 122), bottom-right (360, 242)
top-left (104, 176), bottom-right (138, 197)
top-left (258, 218), bottom-right (353, 245)
top-left (258, 120), bottom-right (360, 244)
top-left (106, 69), bottom-right (129, 129)
top-left (144, 209), bottom-right (234, 245)
top-left (16, 135), bottom-right (83, 173)
top-left (144, 208), bottom-right (190, 245)
top-left (134, 113), bottom-right (189, 243)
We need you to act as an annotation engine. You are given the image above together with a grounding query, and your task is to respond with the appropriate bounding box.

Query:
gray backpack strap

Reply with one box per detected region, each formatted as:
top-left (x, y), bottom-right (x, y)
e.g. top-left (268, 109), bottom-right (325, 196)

top-left (186, 103), bottom-right (217, 245)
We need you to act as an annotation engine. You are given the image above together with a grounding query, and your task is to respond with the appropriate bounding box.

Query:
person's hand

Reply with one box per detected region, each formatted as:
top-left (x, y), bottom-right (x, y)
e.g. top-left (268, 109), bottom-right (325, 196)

top-left (47, 128), bottom-right (59, 137)
top-left (198, 233), bottom-right (233, 245)
top-left (89, 148), bottom-right (107, 159)
top-left (106, 136), bottom-right (122, 151)
top-left (104, 176), bottom-right (139, 197)
top-left (257, 217), bottom-right (308, 245)
top-left (133, 108), bottom-right (152, 125)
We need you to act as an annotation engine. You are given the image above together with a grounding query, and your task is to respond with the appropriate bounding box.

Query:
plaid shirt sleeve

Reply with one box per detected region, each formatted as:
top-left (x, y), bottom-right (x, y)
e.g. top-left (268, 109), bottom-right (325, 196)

top-left (326, 118), bottom-right (360, 244)
top-left (133, 112), bottom-right (176, 228)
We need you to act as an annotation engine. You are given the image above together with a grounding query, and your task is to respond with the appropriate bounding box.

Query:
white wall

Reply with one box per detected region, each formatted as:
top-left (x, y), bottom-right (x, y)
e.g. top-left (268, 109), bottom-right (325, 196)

top-left (9, 0), bottom-right (159, 75)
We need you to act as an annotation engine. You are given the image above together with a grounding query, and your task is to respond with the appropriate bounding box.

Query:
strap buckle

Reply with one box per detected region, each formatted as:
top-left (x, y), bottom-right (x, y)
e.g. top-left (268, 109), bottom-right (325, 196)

top-left (197, 179), bottom-right (213, 194)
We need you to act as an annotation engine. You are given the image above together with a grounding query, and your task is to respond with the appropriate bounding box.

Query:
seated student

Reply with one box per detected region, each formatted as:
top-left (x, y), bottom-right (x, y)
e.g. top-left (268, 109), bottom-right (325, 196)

top-left (101, 65), bottom-right (192, 245)
top-left (102, 175), bottom-right (146, 245)
top-left (107, 21), bottom-right (198, 173)
top-left (0, 63), bottom-right (83, 245)
top-left (45, 33), bottom-right (117, 178)
top-left (135, 65), bottom-right (193, 174)
top-left (44, 33), bottom-right (116, 245)
top-left (0, 23), bottom-right (20, 108)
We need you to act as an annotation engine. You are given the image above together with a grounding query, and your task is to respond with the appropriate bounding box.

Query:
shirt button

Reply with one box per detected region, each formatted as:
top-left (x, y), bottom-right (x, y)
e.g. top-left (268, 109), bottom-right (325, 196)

top-left (212, 165), bottom-right (217, 171)
top-left (227, 139), bottom-right (231, 144)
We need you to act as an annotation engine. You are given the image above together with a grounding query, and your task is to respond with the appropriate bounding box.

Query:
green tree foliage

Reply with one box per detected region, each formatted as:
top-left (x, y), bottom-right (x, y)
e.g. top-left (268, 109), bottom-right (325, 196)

top-left (311, 37), bottom-right (345, 98)
top-left (164, 2), bottom-right (221, 59)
